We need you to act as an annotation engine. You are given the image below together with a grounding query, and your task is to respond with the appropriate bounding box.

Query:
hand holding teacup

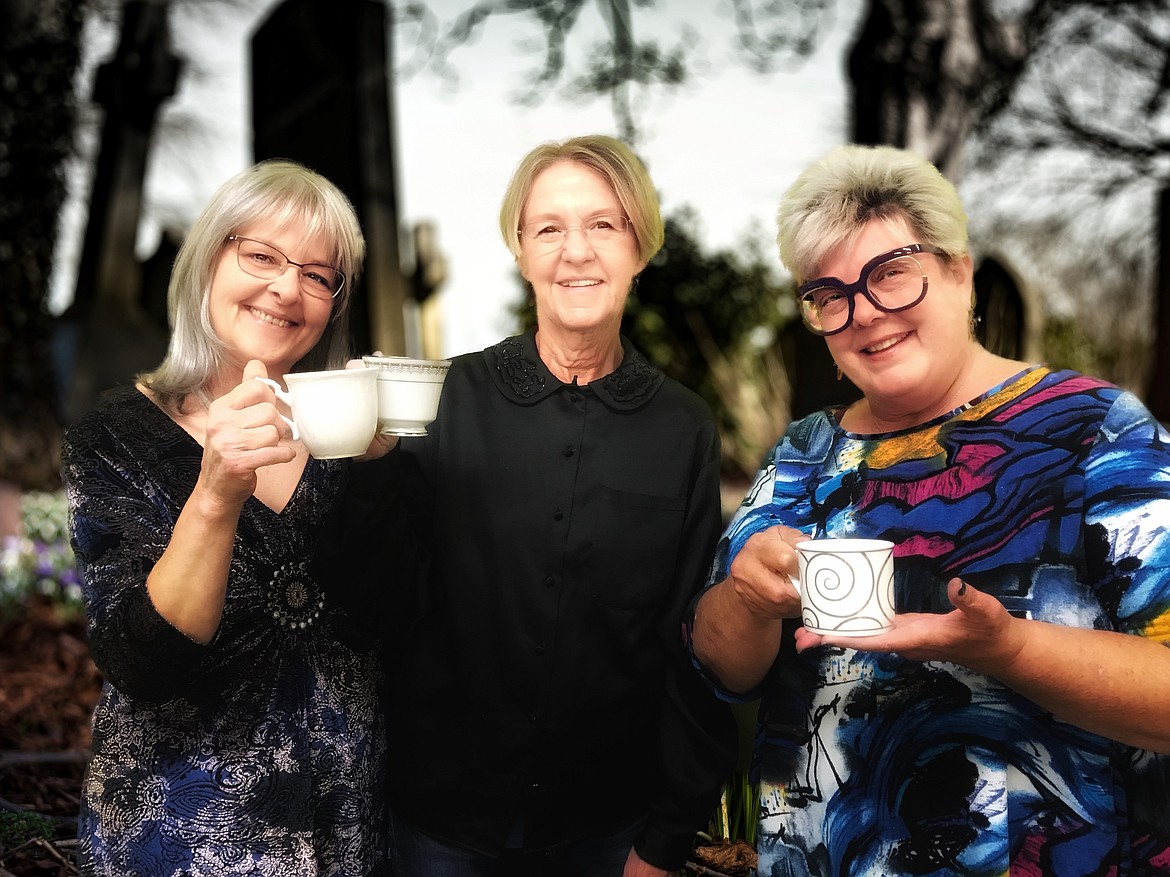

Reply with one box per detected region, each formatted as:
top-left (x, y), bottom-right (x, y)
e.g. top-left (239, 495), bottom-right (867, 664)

top-left (199, 360), bottom-right (298, 509)
top-left (253, 367), bottom-right (379, 459)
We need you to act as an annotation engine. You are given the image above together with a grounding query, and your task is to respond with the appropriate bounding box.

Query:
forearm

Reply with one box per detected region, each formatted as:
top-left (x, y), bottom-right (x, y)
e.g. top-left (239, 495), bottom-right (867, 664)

top-left (146, 482), bottom-right (242, 643)
top-left (983, 617), bottom-right (1170, 753)
top-left (692, 580), bottom-right (785, 694)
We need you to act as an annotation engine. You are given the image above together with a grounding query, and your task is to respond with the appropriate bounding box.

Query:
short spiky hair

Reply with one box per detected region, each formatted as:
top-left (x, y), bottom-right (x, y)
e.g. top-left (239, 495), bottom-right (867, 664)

top-left (776, 144), bottom-right (968, 284)
top-left (498, 134), bottom-right (664, 265)
top-left (139, 159), bottom-right (365, 412)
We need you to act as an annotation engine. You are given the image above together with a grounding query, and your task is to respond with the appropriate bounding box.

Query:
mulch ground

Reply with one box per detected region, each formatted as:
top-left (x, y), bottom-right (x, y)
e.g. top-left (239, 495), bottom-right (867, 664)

top-left (0, 597), bottom-right (102, 876)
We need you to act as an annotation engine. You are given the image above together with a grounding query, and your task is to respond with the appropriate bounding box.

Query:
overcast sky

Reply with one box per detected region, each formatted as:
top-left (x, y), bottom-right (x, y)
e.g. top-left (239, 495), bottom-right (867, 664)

top-left (54, 0), bottom-right (864, 357)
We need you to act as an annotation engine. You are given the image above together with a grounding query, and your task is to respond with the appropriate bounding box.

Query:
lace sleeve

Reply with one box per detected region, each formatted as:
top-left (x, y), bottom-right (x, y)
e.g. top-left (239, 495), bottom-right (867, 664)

top-left (62, 409), bottom-right (213, 704)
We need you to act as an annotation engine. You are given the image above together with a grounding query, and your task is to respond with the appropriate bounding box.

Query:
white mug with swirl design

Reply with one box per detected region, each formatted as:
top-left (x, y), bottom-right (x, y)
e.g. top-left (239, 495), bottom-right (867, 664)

top-left (793, 538), bottom-right (896, 636)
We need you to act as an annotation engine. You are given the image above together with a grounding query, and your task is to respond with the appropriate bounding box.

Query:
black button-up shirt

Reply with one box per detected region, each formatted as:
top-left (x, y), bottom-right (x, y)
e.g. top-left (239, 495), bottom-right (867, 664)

top-left (332, 330), bottom-right (736, 869)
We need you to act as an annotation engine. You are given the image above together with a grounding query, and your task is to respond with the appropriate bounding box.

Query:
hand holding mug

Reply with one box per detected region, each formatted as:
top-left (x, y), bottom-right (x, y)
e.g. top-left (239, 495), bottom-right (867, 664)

top-left (796, 577), bottom-right (1023, 674)
top-left (726, 525), bottom-right (808, 620)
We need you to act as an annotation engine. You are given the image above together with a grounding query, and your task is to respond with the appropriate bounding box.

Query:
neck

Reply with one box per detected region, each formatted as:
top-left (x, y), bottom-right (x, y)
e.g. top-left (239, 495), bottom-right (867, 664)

top-left (534, 328), bottom-right (622, 385)
top-left (848, 347), bottom-right (1024, 433)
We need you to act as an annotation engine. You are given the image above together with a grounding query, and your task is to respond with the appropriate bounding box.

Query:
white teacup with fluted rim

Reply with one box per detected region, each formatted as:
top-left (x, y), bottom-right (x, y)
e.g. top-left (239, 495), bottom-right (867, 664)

top-left (362, 355), bottom-right (451, 436)
top-left (792, 538), bottom-right (896, 636)
top-left (255, 368), bottom-right (378, 459)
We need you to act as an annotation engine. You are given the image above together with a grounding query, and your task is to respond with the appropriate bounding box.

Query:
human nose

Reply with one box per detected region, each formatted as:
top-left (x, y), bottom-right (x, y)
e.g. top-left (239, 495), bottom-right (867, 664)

top-left (266, 263), bottom-right (303, 297)
top-left (850, 289), bottom-right (884, 327)
top-left (559, 225), bottom-right (594, 260)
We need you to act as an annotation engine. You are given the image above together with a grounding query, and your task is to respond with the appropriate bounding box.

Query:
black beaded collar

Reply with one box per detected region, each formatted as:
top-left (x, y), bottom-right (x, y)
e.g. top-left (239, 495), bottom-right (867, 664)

top-left (484, 330), bottom-right (664, 411)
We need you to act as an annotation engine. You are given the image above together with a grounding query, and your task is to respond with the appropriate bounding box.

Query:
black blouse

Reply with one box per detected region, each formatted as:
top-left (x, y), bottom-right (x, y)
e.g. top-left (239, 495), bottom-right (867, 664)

top-left (327, 330), bottom-right (736, 869)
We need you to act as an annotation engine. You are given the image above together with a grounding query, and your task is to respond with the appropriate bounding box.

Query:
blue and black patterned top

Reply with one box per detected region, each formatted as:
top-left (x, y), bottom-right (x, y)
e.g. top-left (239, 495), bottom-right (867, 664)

top-left (692, 367), bottom-right (1170, 876)
top-left (62, 386), bottom-right (388, 877)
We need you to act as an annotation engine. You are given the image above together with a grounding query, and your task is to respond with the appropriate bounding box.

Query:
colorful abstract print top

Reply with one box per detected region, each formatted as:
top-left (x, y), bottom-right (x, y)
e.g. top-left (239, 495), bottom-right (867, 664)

top-left (714, 367), bottom-right (1170, 877)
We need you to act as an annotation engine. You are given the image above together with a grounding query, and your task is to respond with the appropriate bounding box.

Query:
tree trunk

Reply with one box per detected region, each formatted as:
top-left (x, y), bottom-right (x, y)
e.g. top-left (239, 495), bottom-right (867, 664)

top-left (0, 0), bottom-right (87, 492)
top-left (848, 0), bottom-right (1021, 177)
top-left (1146, 185), bottom-right (1170, 423)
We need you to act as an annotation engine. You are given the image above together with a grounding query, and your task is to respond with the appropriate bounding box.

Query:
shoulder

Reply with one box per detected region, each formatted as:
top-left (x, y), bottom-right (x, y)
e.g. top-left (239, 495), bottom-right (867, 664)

top-left (1020, 368), bottom-right (1152, 431)
top-left (63, 386), bottom-right (150, 455)
top-left (654, 372), bottom-right (715, 422)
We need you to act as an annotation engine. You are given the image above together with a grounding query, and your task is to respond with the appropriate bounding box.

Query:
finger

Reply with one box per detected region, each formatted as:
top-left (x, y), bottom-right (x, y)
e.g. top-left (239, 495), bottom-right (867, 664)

top-left (793, 627), bottom-right (826, 653)
top-left (243, 359), bottom-right (270, 382)
top-left (764, 527), bottom-right (803, 577)
top-left (357, 432), bottom-right (399, 461)
top-left (217, 367), bottom-right (278, 412)
top-left (947, 577), bottom-right (987, 615)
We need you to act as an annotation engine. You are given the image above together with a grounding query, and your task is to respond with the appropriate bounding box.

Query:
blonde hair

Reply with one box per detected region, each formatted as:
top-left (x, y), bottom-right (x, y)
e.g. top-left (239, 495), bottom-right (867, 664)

top-left (498, 134), bottom-right (664, 265)
top-left (776, 144), bottom-right (968, 283)
top-left (139, 160), bottom-right (365, 411)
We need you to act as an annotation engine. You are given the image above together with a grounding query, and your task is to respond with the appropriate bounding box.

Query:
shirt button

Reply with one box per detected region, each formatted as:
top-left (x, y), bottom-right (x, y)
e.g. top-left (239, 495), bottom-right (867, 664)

top-left (544, 576), bottom-right (556, 588)
top-left (531, 782), bottom-right (541, 793)
top-left (529, 713), bottom-right (539, 723)
top-left (535, 644), bottom-right (546, 656)
top-left (552, 509), bottom-right (563, 521)
top-left (563, 447), bottom-right (575, 458)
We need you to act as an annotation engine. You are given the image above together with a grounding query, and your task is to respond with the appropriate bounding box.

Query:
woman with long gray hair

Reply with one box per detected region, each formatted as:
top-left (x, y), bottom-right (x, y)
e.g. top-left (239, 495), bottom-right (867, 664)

top-left (63, 159), bottom-right (391, 876)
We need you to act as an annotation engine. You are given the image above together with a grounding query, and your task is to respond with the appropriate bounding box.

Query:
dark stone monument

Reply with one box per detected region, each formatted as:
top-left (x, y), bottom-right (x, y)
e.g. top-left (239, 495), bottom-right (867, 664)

top-left (60, 0), bottom-right (179, 423)
top-left (251, 0), bottom-right (409, 357)
top-left (973, 256), bottom-right (1026, 361)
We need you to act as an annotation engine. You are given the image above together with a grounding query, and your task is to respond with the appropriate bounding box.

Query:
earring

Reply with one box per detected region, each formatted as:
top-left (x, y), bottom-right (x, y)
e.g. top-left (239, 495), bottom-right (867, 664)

top-left (835, 363), bottom-right (843, 381)
top-left (969, 310), bottom-right (982, 336)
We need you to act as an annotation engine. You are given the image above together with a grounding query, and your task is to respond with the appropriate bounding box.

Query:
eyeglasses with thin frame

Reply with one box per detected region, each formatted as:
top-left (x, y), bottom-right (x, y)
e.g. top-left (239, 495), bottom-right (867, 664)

top-left (518, 214), bottom-right (631, 248)
top-left (796, 243), bottom-right (946, 336)
top-left (226, 235), bottom-right (346, 300)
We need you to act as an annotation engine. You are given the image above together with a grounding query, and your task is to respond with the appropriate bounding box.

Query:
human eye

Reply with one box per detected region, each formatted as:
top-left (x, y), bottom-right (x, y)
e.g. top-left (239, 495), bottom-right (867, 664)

top-left (301, 267), bottom-right (336, 293)
top-left (808, 287), bottom-right (846, 312)
top-left (525, 222), bottom-right (565, 242)
top-left (241, 240), bottom-right (286, 271)
top-left (242, 243), bottom-right (280, 267)
top-left (593, 215), bottom-right (629, 236)
top-left (869, 256), bottom-right (918, 292)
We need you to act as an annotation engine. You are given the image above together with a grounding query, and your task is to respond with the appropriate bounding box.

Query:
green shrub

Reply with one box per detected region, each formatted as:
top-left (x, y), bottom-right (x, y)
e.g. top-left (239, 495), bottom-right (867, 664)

top-left (0, 809), bottom-right (56, 851)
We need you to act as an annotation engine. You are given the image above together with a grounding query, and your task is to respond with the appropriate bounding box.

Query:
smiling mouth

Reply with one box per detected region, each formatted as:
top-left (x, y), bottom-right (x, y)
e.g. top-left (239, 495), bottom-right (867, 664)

top-left (247, 306), bottom-right (295, 328)
top-left (559, 279), bottom-right (601, 288)
top-left (863, 333), bottom-right (910, 355)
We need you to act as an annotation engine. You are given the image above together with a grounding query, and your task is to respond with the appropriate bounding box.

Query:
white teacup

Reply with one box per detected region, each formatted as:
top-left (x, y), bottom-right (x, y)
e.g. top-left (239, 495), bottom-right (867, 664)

top-left (362, 355), bottom-right (451, 436)
top-left (255, 368), bottom-right (378, 459)
top-left (793, 538), bottom-right (896, 636)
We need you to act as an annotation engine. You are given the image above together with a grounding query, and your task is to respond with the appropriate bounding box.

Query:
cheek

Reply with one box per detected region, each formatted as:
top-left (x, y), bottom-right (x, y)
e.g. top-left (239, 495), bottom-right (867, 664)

top-left (516, 249), bottom-right (539, 283)
top-left (306, 301), bottom-right (335, 330)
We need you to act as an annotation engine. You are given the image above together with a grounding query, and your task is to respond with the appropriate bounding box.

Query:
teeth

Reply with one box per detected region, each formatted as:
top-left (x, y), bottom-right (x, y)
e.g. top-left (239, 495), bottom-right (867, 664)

top-left (562, 280), bottom-right (599, 287)
top-left (866, 335), bottom-right (904, 354)
top-left (249, 306), bottom-right (293, 328)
